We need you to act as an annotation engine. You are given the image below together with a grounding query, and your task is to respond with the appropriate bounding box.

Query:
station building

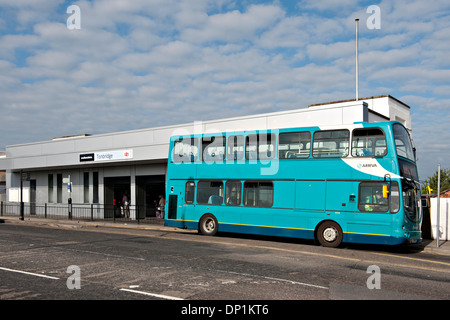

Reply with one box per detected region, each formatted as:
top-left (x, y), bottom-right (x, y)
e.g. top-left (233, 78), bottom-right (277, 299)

top-left (0, 95), bottom-right (412, 219)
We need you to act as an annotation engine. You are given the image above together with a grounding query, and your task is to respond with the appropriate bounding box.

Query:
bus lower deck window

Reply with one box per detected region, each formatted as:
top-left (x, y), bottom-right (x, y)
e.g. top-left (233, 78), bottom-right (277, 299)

top-left (197, 181), bottom-right (224, 205)
top-left (243, 181), bottom-right (273, 207)
top-left (225, 180), bottom-right (242, 206)
top-left (185, 181), bottom-right (195, 203)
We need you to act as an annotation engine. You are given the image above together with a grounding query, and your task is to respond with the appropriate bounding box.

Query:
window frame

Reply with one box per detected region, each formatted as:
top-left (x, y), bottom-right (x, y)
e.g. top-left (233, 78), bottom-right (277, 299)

top-left (201, 136), bottom-right (226, 162)
top-left (245, 133), bottom-right (276, 160)
top-left (185, 181), bottom-right (196, 204)
top-left (393, 123), bottom-right (415, 161)
top-left (351, 128), bottom-right (387, 158)
top-left (225, 180), bottom-right (242, 206)
top-left (227, 135), bottom-right (245, 160)
top-left (243, 181), bottom-right (274, 208)
top-left (197, 180), bottom-right (224, 205)
top-left (358, 181), bottom-right (391, 213)
top-left (172, 137), bottom-right (199, 163)
top-left (278, 131), bottom-right (311, 159)
top-left (312, 129), bottom-right (350, 158)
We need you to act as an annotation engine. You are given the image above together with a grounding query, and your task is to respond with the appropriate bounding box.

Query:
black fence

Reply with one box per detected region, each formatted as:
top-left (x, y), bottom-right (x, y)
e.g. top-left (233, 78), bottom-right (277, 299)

top-left (0, 201), bottom-right (165, 225)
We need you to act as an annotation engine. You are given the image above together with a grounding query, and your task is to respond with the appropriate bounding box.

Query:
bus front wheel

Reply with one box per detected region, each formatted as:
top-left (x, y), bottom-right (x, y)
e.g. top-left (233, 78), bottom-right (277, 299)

top-left (199, 214), bottom-right (218, 236)
top-left (316, 221), bottom-right (343, 248)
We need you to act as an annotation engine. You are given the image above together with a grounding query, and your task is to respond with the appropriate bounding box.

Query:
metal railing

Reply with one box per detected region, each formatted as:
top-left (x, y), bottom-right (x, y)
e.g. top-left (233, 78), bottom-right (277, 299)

top-left (0, 201), bottom-right (165, 225)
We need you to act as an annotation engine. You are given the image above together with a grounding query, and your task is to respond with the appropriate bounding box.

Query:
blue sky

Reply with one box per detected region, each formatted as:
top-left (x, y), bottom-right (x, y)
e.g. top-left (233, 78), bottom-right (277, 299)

top-left (0, 0), bottom-right (449, 179)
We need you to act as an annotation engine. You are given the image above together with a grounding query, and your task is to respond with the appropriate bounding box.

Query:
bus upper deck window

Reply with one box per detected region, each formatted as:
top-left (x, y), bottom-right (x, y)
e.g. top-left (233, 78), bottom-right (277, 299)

top-left (202, 136), bottom-right (225, 161)
top-left (227, 135), bottom-right (244, 160)
top-left (245, 133), bottom-right (276, 160)
top-left (313, 130), bottom-right (349, 158)
top-left (352, 128), bottom-right (387, 157)
top-left (278, 131), bottom-right (311, 159)
top-left (173, 138), bottom-right (198, 162)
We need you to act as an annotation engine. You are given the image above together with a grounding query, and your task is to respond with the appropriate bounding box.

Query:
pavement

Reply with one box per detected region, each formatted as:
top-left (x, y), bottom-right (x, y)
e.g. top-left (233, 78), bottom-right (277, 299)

top-left (1, 215), bottom-right (449, 256)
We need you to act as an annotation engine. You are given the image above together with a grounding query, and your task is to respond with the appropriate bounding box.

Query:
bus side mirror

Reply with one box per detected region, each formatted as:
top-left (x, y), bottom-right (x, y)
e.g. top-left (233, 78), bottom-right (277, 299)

top-left (383, 185), bottom-right (389, 198)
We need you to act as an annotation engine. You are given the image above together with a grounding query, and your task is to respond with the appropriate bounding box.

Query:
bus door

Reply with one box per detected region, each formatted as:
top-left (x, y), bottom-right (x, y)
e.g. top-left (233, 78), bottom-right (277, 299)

top-left (168, 194), bottom-right (178, 219)
top-left (167, 180), bottom-right (197, 223)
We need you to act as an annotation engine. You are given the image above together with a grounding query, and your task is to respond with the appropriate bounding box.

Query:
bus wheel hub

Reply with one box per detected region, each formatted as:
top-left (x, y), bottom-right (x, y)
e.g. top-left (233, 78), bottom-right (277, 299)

top-left (323, 227), bottom-right (337, 242)
top-left (206, 221), bottom-right (214, 231)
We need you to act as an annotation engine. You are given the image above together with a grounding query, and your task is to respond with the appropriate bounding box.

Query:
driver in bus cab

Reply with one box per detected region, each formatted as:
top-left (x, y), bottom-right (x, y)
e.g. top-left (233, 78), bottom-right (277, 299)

top-left (364, 189), bottom-right (387, 211)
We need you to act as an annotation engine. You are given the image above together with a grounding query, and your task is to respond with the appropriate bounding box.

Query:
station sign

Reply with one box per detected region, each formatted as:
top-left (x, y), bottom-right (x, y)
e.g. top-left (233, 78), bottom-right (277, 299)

top-left (79, 153), bottom-right (95, 162)
top-left (79, 149), bottom-right (133, 162)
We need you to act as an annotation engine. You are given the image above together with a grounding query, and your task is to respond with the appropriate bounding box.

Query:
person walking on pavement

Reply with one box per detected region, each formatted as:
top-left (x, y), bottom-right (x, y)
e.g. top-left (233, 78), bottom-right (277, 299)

top-left (158, 195), bottom-right (165, 219)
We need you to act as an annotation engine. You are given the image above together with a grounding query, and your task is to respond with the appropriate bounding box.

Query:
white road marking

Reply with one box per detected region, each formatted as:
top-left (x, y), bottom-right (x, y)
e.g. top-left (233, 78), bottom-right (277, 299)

top-left (119, 288), bottom-right (184, 300)
top-left (0, 266), bottom-right (60, 280)
top-left (217, 270), bottom-right (329, 290)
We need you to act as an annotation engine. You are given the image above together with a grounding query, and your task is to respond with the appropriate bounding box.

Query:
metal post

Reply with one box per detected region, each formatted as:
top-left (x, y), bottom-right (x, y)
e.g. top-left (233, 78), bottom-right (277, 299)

top-left (1, 201), bottom-right (3, 216)
top-left (355, 18), bottom-right (359, 101)
top-left (45, 203), bottom-right (47, 219)
top-left (91, 203), bottom-right (94, 221)
top-left (68, 174), bottom-right (72, 220)
top-left (436, 164), bottom-right (441, 248)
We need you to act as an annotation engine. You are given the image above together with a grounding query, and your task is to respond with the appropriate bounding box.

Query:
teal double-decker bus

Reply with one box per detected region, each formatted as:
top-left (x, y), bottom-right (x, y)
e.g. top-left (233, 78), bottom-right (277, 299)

top-left (164, 121), bottom-right (422, 247)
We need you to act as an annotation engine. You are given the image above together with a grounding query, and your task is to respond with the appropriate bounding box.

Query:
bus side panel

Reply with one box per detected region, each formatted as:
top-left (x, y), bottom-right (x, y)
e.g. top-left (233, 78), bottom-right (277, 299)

top-left (344, 232), bottom-right (406, 245)
top-left (273, 181), bottom-right (295, 210)
top-left (239, 207), bottom-right (273, 232)
top-left (295, 180), bottom-right (325, 211)
top-left (325, 181), bottom-right (358, 213)
top-left (225, 223), bottom-right (315, 240)
top-left (168, 162), bottom-right (197, 181)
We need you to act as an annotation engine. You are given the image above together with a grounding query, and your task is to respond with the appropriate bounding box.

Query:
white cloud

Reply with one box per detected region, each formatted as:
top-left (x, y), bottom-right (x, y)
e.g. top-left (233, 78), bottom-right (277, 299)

top-left (0, 34), bottom-right (42, 59)
top-left (0, 0), bottom-right (64, 29)
top-left (306, 41), bottom-right (353, 62)
top-left (298, 0), bottom-right (360, 12)
top-left (257, 15), bottom-right (310, 49)
top-left (180, 4), bottom-right (285, 43)
top-left (27, 50), bottom-right (78, 70)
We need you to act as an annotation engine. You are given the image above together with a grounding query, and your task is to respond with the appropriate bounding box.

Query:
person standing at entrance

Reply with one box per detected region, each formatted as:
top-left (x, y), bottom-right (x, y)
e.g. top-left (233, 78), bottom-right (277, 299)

top-left (158, 195), bottom-right (165, 219)
top-left (155, 200), bottom-right (161, 218)
top-left (122, 192), bottom-right (130, 218)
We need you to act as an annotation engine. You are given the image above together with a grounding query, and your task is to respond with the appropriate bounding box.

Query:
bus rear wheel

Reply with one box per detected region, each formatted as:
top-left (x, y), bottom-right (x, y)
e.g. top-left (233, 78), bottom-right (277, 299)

top-left (199, 214), bottom-right (218, 236)
top-left (316, 221), bottom-right (343, 248)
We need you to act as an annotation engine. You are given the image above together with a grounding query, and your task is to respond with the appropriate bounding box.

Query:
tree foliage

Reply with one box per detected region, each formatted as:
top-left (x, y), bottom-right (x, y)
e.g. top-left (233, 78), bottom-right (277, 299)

top-left (422, 168), bottom-right (450, 195)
